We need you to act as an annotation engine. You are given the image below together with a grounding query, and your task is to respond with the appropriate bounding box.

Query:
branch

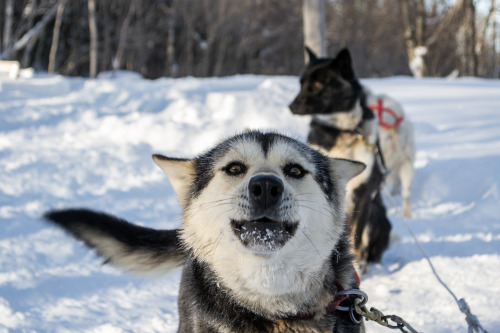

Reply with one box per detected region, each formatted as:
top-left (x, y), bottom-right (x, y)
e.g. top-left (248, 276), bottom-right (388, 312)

top-left (426, 0), bottom-right (465, 48)
top-left (0, 0), bottom-right (61, 60)
top-left (476, 0), bottom-right (497, 53)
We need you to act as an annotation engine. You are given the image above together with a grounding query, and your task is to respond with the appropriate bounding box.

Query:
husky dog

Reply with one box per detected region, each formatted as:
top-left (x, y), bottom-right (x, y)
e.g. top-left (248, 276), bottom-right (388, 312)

top-left (366, 92), bottom-right (415, 218)
top-left (45, 131), bottom-right (367, 332)
top-left (288, 48), bottom-right (392, 269)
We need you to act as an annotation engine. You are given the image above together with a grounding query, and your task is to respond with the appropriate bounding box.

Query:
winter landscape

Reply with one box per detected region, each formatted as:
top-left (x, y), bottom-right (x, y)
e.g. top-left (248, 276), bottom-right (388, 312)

top-left (1, 72), bottom-right (499, 332)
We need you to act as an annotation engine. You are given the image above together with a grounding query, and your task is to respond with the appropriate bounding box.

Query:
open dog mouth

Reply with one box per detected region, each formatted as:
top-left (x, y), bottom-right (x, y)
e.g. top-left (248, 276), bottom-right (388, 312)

top-left (230, 218), bottom-right (298, 254)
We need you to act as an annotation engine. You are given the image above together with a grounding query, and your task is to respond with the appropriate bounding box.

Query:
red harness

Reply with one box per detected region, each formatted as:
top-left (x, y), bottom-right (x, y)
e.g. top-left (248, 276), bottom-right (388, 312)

top-left (370, 98), bottom-right (404, 130)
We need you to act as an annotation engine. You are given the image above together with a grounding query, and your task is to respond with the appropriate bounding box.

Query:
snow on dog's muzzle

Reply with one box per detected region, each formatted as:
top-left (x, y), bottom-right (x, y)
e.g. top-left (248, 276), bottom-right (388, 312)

top-left (230, 218), bottom-right (298, 254)
top-left (230, 174), bottom-right (298, 254)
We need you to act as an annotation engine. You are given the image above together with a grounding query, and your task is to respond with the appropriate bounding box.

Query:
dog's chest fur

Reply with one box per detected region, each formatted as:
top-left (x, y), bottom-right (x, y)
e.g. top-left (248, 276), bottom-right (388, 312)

top-left (308, 105), bottom-right (378, 214)
top-left (178, 237), bottom-right (360, 333)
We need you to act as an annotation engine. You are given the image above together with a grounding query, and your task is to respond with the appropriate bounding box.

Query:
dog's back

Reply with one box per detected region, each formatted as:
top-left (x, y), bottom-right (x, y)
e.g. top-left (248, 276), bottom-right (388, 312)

top-left (367, 93), bottom-right (415, 218)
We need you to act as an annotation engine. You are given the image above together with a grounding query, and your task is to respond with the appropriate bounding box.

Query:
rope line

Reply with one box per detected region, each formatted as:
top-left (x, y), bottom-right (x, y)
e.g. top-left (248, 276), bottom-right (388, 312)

top-left (384, 189), bottom-right (489, 333)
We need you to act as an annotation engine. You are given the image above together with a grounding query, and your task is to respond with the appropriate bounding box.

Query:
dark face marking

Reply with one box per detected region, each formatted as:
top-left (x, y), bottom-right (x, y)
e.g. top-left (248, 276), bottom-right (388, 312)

top-left (259, 133), bottom-right (274, 156)
top-left (187, 131), bottom-right (339, 208)
top-left (188, 131), bottom-right (279, 202)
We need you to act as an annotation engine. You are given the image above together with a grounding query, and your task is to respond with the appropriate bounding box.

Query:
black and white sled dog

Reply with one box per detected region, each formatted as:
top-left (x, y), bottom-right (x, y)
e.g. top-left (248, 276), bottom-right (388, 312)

top-left (288, 48), bottom-right (392, 270)
top-left (44, 131), bottom-right (367, 332)
top-left (366, 92), bottom-right (415, 218)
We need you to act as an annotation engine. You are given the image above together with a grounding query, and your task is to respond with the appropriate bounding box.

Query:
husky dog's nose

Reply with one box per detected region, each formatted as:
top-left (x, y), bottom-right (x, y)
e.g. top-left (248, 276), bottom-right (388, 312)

top-left (249, 174), bottom-right (284, 210)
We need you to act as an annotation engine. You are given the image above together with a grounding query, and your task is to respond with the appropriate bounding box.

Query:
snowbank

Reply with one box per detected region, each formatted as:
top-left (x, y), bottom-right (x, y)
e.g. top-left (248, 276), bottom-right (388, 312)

top-left (1, 73), bottom-right (499, 332)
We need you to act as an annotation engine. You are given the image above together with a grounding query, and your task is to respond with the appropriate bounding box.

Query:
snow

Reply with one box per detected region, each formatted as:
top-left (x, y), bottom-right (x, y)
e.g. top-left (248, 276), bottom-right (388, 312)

top-left (1, 72), bottom-right (499, 332)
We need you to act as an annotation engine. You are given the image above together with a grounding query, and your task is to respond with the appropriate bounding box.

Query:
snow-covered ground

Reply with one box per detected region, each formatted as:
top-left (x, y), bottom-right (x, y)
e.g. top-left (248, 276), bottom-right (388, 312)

top-left (1, 72), bottom-right (499, 332)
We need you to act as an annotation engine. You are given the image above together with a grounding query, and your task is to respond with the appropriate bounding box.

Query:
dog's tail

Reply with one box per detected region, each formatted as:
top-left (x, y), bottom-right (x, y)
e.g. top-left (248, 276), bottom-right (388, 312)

top-left (44, 209), bottom-right (185, 274)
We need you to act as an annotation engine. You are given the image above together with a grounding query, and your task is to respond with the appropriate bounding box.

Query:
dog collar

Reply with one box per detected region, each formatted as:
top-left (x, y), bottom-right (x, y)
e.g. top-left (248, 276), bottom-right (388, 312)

top-left (286, 279), bottom-right (349, 321)
top-left (311, 116), bottom-right (362, 135)
top-left (285, 271), bottom-right (362, 322)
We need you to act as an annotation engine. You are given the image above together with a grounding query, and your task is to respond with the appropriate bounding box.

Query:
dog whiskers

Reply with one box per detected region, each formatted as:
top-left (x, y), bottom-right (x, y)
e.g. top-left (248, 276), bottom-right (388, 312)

top-left (300, 230), bottom-right (321, 256)
top-left (295, 203), bottom-right (337, 220)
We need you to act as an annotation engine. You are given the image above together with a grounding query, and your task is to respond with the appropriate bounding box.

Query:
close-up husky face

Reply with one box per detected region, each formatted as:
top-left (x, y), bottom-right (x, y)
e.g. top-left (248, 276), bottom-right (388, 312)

top-left (154, 131), bottom-right (363, 299)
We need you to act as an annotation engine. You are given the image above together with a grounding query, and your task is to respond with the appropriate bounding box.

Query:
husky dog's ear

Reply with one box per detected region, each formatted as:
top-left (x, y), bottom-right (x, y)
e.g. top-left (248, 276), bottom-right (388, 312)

top-left (332, 48), bottom-right (355, 80)
top-left (328, 158), bottom-right (365, 189)
top-left (305, 46), bottom-right (318, 63)
top-left (153, 154), bottom-right (194, 206)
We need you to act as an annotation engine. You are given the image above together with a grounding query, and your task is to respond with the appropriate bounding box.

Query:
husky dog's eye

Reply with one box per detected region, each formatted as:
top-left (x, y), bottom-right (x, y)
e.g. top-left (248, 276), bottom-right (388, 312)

top-left (312, 81), bottom-right (324, 90)
top-left (224, 162), bottom-right (246, 176)
top-left (284, 164), bottom-right (306, 179)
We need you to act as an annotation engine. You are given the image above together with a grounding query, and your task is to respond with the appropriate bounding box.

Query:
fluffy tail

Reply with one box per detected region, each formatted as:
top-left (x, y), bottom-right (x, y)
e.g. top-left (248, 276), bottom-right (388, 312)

top-left (44, 209), bottom-right (185, 274)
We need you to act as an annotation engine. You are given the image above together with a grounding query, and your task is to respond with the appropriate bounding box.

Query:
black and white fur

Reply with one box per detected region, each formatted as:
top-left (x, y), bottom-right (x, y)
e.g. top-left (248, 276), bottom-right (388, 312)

top-left (44, 131), bottom-right (366, 332)
top-left (289, 48), bottom-right (392, 270)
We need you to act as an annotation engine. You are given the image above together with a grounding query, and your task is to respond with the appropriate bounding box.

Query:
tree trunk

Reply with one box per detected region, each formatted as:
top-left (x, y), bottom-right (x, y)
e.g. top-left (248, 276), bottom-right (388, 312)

top-left (476, 0), bottom-right (496, 56)
top-left (21, 0), bottom-right (38, 68)
top-left (102, 1), bottom-right (112, 73)
top-left (185, 2), bottom-right (194, 76)
top-left (48, 0), bottom-right (67, 73)
top-left (457, 0), bottom-right (477, 76)
top-left (400, 0), bottom-right (427, 78)
top-left (2, 0), bottom-right (15, 55)
top-left (113, 0), bottom-right (138, 72)
top-left (303, 0), bottom-right (326, 61)
top-left (493, 0), bottom-right (498, 78)
top-left (165, 3), bottom-right (177, 77)
top-left (88, 0), bottom-right (98, 78)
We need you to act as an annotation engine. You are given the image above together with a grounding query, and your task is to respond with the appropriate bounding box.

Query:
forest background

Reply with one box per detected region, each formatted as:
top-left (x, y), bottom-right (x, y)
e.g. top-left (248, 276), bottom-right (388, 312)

top-left (0, 0), bottom-right (498, 79)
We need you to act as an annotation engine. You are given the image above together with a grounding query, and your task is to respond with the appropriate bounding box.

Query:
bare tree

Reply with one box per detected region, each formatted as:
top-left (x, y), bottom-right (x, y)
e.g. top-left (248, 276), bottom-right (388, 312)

top-left (87, 0), bottom-right (98, 78)
top-left (400, 0), bottom-right (481, 77)
top-left (303, 0), bottom-right (326, 60)
top-left (493, 0), bottom-right (498, 78)
top-left (476, 0), bottom-right (497, 54)
top-left (2, 0), bottom-right (15, 55)
top-left (456, 0), bottom-right (477, 76)
top-left (163, 2), bottom-right (178, 77)
top-left (400, 0), bottom-right (427, 77)
top-left (48, 0), bottom-right (66, 73)
top-left (1, 0), bottom-right (60, 60)
top-left (21, 0), bottom-right (39, 68)
top-left (113, 0), bottom-right (138, 72)
top-left (1, 0), bottom-right (496, 79)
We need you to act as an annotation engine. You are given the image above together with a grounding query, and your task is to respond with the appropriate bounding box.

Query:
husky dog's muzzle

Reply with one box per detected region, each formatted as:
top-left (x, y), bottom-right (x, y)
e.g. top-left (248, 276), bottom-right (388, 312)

top-left (288, 96), bottom-right (314, 115)
top-left (231, 174), bottom-right (298, 254)
top-left (248, 174), bottom-right (284, 215)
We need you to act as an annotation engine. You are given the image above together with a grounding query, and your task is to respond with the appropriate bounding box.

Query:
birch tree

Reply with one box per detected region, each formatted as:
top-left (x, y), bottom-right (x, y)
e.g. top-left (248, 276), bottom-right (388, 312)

top-left (113, 0), bottom-right (138, 72)
top-left (400, 0), bottom-right (427, 77)
top-left (303, 0), bottom-right (326, 61)
top-left (0, 0), bottom-right (60, 60)
top-left (2, 0), bottom-right (15, 55)
top-left (48, 0), bottom-right (67, 73)
top-left (21, 0), bottom-right (39, 68)
top-left (88, 0), bottom-right (98, 78)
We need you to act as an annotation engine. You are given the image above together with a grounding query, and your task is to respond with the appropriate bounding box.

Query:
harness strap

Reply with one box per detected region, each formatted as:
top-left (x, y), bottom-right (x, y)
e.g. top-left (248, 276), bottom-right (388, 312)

top-left (371, 98), bottom-right (404, 130)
